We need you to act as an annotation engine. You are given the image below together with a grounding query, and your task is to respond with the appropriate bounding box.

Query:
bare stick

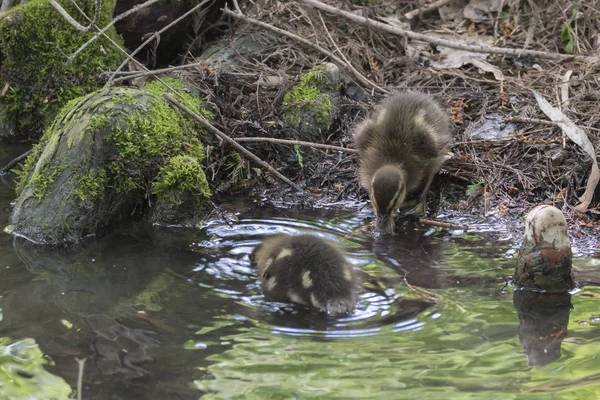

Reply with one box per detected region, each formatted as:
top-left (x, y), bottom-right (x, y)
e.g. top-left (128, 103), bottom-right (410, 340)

top-left (0, 149), bottom-right (32, 174)
top-left (109, 63), bottom-right (206, 83)
top-left (163, 94), bottom-right (305, 193)
top-left (75, 357), bottom-right (86, 400)
top-left (222, 7), bottom-right (389, 94)
top-left (299, 0), bottom-right (595, 62)
top-left (0, 0), bottom-right (15, 14)
top-left (106, 0), bottom-right (212, 85)
top-left (69, 0), bottom-right (161, 63)
top-left (504, 116), bottom-right (558, 126)
top-left (49, 0), bottom-right (102, 32)
top-left (234, 137), bottom-right (358, 153)
top-left (404, 0), bottom-right (455, 20)
top-left (418, 218), bottom-right (470, 230)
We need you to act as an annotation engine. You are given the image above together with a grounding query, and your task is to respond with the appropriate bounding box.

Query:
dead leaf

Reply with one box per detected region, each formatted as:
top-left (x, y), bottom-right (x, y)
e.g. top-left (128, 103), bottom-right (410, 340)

top-left (470, 59), bottom-right (504, 81)
top-left (463, 0), bottom-right (504, 22)
top-left (534, 92), bottom-right (600, 213)
top-left (428, 33), bottom-right (493, 69)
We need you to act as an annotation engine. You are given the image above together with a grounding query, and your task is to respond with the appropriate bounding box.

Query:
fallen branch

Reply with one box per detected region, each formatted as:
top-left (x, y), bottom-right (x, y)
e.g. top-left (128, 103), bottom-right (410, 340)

top-left (404, 0), bottom-right (455, 20)
top-left (234, 137), bottom-right (358, 153)
top-left (299, 0), bottom-right (595, 62)
top-left (0, 149), bottom-right (32, 174)
top-left (164, 94), bottom-right (305, 193)
top-left (419, 217), bottom-right (470, 230)
top-left (49, 0), bottom-right (102, 32)
top-left (106, 0), bottom-right (212, 85)
top-left (69, 0), bottom-right (162, 63)
top-left (504, 116), bottom-right (558, 126)
top-left (75, 357), bottom-right (86, 400)
top-left (222, 6), bottom-right (389, 94)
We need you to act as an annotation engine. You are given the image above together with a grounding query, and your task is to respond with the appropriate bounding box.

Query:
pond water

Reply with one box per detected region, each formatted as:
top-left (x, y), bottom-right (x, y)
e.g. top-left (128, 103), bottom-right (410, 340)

top-left (0, 147), bottom-right (599, 399)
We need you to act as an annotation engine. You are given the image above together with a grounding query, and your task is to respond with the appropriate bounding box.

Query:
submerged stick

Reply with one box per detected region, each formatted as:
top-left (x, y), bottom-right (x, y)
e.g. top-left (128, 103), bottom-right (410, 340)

top-left (164, 94), bottom-right (305, 193)
top-left (234, 137), bottom-right (358, 153)
top-left (299, 0), bottom-right (594, 62)
top-left (419, 218), bottom-right (469, 230)
top-left (0, 149), bottom-right (32, 174)
top-left (75, 357), bottom-right (86, 400)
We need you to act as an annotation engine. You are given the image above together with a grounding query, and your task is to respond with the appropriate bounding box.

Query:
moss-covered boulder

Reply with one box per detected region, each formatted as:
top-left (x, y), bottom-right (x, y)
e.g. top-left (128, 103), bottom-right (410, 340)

top-left (282, 63), bottom-right (342, 140)
top-left (0, 0), bottom-right (124, 138)
top-left (9, 80), bottom-right (213, 244)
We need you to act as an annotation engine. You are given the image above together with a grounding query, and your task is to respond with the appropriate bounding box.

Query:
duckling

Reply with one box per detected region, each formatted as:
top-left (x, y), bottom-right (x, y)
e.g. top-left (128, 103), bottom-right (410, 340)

top-left (250, 234), bottom-right (361, 315)
top-left (353, 91), bottom-right (452, 233)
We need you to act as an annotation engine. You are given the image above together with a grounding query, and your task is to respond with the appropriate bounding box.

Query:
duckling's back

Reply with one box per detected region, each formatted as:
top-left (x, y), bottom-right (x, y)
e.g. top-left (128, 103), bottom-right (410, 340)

top-left (354, 91), bottom-right (452, 193)
top-left (251, 234), bottom-right (359, 314)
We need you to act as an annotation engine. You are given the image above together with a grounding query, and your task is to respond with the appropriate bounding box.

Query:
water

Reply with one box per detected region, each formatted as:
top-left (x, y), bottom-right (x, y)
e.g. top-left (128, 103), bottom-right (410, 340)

top-left (0, 148), bottom-right (599, 399)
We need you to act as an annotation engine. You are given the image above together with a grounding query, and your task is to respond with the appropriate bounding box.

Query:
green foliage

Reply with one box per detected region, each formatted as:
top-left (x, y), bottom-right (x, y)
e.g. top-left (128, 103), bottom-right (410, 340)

top-left (282, 65), bottom-right (337, 126)
top-left (0, 338), bottom-right (72, 399)
top-left (153, 155), bottom-right (211, 206)
top-left (29, 163), bottom-right (64, 201)
top-left (560, 10), bottom-right (582, 54)
top-left (0, 0), bottom-right (124, 135)
top-left (72, 167), bottom-right (107, 205)
top-left (294, 144), bottom-right (304, 167)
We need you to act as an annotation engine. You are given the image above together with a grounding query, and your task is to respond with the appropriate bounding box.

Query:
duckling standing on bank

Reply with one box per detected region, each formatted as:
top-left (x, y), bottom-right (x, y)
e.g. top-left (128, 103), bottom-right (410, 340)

top-left (353, 91), bottom-right (452, 234)
top-left (250, 234), bottom-right (362, 315)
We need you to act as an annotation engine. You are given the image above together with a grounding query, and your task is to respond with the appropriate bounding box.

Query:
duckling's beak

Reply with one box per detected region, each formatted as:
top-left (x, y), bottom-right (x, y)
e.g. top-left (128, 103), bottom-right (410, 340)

top-left (374, 212), bottom-right (395, 234)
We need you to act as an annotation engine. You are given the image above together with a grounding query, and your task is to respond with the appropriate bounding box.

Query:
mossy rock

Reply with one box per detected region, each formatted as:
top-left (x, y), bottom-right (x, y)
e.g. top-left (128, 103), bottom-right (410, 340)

top-left (282, 63), bottom-right (342, 140)
top-left (0, 0), bottom-right (124, 138)
top-left (9, 82), bottom-right (213, 244)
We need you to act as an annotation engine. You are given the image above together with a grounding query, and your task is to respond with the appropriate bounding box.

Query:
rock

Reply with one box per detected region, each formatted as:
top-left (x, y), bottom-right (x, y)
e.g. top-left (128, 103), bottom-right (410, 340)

top-left (513, 205), bottom-right (574, 291)
top-left (8, 80), bottom-right (213, 244)
top-left (281, 63), bottom-right (342, 141)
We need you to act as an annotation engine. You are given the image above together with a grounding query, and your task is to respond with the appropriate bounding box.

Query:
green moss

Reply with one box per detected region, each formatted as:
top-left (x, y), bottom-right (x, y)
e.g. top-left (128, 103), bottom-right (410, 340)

top-left (282, 65), bottom-right (337, 126)
top-left (153, 155), bottom-right (210, 206)
top-left (104, 84), bottom-right (212, 202)
top-left (144, 77), bottom-right (214, 125)
top-left (72, 167), bottom-right (107, 205)
top-left (29, 163), bottom-right (64, 201)
top-left (0, 0), bottom-right (124, 136)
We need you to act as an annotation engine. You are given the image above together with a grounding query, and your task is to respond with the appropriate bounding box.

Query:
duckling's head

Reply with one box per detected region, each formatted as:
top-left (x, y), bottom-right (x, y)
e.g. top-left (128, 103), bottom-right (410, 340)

top-left (370, 165), bottom-right (407, 234)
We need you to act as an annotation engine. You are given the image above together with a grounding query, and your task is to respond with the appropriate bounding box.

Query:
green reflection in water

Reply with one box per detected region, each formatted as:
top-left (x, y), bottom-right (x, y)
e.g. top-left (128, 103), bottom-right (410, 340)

top-left (194, 284), bottom-right (600, 400)
top-left (0, 337), bottom-right (72, 399)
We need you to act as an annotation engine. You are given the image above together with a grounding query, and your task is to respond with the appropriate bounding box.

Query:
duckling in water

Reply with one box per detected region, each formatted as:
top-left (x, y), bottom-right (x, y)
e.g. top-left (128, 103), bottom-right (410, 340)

top-left (353, 91), bottom-right (452, 233)
top-left (250, 234), bottom-right (362, 314)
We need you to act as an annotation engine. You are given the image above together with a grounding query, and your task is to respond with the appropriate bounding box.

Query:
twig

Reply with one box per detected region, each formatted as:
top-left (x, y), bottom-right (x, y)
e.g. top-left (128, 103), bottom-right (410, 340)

top-left (222, 7), bottom-right (389, 94)
top-left (106, 0), bottom-right (212, 85)
top-left (299, 0), bottom-right (595, 62)
top-left (108, 63), bottom-right (205, 83)
top-left (49, 0), bottom-right (102, 32)
top-left (75, 357), bottom-right (86, 400)
top-left (69, 0), bottom-right (162, 63)
top-left (0, 149), bottom-right (32, 174)
top-left (404, 0), bottom-right (455, 20)
top-left (504, 116), bottom-right (558, 126)
top-left (403, 273), bottom-right (467, 312)
top-left (418, 217), bottom-right (469, 230)
top-left (234, 137), bottom-right (358, 153)
top-left (164, 94), bottom-right (305, 193)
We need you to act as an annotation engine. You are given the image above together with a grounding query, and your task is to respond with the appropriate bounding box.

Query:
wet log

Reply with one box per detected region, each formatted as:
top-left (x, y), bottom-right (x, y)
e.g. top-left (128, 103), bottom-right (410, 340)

top-left (513, 205), bottom-right (574, 291)
top-left (8, 84), bottom-right (212, 244)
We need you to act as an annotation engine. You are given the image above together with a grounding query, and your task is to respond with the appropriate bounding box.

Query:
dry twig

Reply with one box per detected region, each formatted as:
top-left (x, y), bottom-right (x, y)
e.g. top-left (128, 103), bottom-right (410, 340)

top-left (404, 0), bottom-right (455, 20)
top-left (222, 6), bottom-right (389, 94)
top-left (49, 0), bottom-right (102, 32)
top-left (164, 93), bottom-right (305, 193)
top-left (419, 218), bottom-right (470, 230)
top-left (299, 0), bottom-right (595, 62)
top-left (234, 137), bottom-right (358, 153)
top-left (106, 0), bottom-right (212, 85)
top-left (69, 0), bottom-right (162, 63)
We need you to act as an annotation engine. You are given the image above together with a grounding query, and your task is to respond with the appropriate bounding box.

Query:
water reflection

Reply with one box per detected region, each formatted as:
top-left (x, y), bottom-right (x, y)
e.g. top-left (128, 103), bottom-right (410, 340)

top-left (513, 289), bottom-right (572, 367)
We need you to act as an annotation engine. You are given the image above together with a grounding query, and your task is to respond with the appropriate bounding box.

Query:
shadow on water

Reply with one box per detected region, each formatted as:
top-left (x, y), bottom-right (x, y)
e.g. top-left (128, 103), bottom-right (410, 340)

top-left (0, 145), bottom-right (599, 398)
